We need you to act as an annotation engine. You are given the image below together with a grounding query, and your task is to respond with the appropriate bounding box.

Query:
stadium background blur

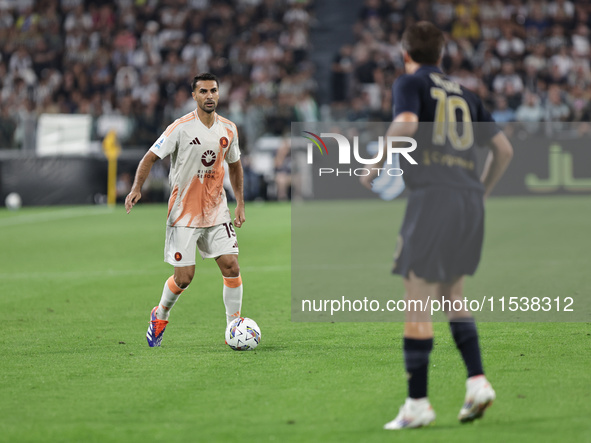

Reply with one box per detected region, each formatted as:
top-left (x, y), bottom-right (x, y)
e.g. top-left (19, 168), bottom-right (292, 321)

top-left (0, 0), bottom-right (589, 203)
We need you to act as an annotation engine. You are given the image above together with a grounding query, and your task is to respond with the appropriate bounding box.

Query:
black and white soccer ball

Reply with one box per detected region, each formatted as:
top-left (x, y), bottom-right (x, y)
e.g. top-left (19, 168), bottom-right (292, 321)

top-left (225, 317), bottom-right (261, 351)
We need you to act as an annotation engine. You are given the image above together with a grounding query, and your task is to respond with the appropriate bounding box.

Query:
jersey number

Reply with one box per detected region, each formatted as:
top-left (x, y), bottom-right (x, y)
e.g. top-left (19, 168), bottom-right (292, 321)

top-left (223, 222), bottom-right (236, 238)
top-left (430, 87), bottom-right (473, 151)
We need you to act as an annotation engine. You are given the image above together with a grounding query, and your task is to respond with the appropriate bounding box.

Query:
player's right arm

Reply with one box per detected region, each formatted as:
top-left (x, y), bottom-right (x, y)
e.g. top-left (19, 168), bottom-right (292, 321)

top-left (360, 74), bottom-right (422, 190)
top-left (481, 131), bottom-right (514, 200)
top-left (125, 150), bottom-right (159, 213)
top-left (126, 122), bottom-right (179, 213)
top-left (360, 112), bottom-right (418, 190)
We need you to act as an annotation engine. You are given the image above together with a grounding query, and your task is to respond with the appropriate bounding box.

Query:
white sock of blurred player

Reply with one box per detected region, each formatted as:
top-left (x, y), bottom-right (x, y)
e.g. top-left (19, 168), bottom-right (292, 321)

top-left (223, 275), bottom-right (243, 325)
top-left (156, 276), bottom-right (185, 320)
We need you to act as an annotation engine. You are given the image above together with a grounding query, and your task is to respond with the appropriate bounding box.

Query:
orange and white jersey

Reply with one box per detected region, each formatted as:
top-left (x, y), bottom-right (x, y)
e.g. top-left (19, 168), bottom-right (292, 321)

top-left (149, 109), bottom-right (240, 228)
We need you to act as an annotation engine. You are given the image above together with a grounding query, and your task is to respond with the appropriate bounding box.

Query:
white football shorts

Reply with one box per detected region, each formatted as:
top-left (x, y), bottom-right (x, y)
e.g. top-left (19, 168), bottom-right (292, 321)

top-left (164, 222), bottom-right (239, 266)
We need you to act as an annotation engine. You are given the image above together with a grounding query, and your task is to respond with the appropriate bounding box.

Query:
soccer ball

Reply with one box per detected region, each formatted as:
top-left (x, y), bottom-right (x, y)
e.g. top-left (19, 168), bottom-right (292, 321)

top-left (5, 192), bottom-right (22, 211)
top-left (225, 317), bottom-right (261, 351)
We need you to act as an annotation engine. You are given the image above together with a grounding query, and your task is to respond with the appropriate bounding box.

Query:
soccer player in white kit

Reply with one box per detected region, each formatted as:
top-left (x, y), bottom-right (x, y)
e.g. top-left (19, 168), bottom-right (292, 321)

top-left (125, 73), bottom-right (246, 347)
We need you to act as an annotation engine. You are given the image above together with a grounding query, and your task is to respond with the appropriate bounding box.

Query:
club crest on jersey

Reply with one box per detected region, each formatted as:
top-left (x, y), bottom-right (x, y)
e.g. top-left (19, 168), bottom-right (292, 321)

top-left (220, 137), bottom-right (229, 148)
top-left (174, 252), bottom-right (182, 261)
top-left (201, 150), bottom-right (217, 167)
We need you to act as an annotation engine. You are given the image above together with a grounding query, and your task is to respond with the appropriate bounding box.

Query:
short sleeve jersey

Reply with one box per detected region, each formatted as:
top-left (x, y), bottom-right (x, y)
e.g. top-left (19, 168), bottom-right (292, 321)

top-left (149, 110), bottom-right (240, 228)
top-left (392, 65), bottom-right (499, 191)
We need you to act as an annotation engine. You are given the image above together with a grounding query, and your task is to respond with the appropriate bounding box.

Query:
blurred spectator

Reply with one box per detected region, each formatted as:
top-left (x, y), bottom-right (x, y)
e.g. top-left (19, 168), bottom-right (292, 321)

top-left (546, 25), bottom-right (568, 51)
top-left (294, 90), bottom-right (319, 122)
top-left (15, 98), bottom-right (37, 151)
top-left (493, 61), bottom-right (524, 94)
top-left (181, 33), bottom-right (212, 72)
top-left (503, 82), bottom-right (522, 110)
top-left (347, 95), bottom-right (371, 122)
top-left (516, 90), bottom-right (544, 132)
top-left (63, 4), bottom-right (92, 32)
top-left (571, 24), bottom-right (590, 58)
top-left (274, 137), bottom-right (291, 201)
top-left (544, 84), bottom-right (571, 123)
top-left (132, 97), bottom-right (163, 147)
top-left (495, 25), bottom-right (525, 60)
top-left (524, 3), bottom-right (551, 35)
top-left (568, 84), bottom-right (591, 122)
top-left (0, 104), bottom-right (17, 148)
top-left (491, 96), bottom-right (516, 124)
top-left (549, 46), bottom-right (573, 80)
top-left (523, 43), bottom-right (547, 73)
top-left (331, 44), bottom-right (354, 104)
top-left (547, 0), bottom-right (575, 24)
top-left (451, 12), bottom-right (480, 43)
top-left (8, 46), bottom-right (34, 81)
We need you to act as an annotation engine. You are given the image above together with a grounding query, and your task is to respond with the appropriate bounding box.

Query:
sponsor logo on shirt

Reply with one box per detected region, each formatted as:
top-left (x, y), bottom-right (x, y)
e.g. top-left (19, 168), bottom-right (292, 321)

top-left (201, 150), bottom-right (217, 167)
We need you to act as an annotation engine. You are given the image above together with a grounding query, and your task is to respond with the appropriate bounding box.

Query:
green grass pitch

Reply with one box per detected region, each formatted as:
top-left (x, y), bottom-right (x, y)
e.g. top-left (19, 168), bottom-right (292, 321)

top-left (0, 197), bottom-right (589, 442)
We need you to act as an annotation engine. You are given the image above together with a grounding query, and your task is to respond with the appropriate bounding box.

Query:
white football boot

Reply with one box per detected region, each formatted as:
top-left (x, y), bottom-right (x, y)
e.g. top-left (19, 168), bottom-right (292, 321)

top-left (458, 375), bottom-right (496, 423)
top-left (384, 397), bottom-right (436, 430)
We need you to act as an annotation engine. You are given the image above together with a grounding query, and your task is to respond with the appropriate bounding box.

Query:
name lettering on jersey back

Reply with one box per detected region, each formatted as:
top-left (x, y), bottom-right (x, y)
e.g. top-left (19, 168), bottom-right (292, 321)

top-left (429, 74), bottom-right (462, 95)
top-left (422, 150), bottom-right (475, 170)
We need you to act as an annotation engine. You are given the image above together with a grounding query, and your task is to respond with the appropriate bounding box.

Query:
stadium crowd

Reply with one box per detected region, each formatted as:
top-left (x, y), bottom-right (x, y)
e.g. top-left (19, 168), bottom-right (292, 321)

top-left (335, 0), bottom-right (591, 126)
top-left (0, 0), bottom-right (316, 149)
top-left (2, 0), bottom-right (589, 150)
top-left (1, 0), bottom-right (589, 200)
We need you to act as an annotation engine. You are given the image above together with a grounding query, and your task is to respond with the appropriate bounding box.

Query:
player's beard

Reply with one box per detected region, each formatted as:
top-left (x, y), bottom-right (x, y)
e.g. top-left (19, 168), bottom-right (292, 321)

top-left (201, 101), bottom-right (217, 113)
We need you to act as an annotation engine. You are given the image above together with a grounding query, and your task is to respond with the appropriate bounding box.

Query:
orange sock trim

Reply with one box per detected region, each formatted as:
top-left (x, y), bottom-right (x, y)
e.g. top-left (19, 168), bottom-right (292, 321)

top-left (223, 275), bottom-right (242, 288)
top-left (167, 276), bottom-right (184, 295)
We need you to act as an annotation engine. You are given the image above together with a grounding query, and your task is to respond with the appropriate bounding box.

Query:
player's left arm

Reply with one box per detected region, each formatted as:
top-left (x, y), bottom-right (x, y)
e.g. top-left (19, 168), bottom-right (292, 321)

top-left (228, 159), bottom-right (245, 228)
top-left (481, 131), bottom-right (513, 199)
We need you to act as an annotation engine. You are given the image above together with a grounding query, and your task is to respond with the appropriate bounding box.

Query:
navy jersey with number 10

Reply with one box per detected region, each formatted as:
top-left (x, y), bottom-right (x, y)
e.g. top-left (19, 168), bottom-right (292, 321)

top-left (392, 65), bottom-right (499, 192)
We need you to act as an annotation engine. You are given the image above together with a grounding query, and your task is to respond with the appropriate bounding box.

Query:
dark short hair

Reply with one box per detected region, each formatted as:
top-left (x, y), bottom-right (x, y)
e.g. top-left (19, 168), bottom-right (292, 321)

top-left (401, 21), bottom-right (444, 65)
top-left (191, 72), bottom-right (219, 91)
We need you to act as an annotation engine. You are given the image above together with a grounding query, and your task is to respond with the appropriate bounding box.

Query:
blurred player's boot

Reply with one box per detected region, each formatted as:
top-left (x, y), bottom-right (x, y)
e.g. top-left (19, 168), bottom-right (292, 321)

top-left (458, 375), bottom-right (495, 423)
top-left (146, 306), bottom-right (168, 347)
top-left (384, 398), bottom-right (435, 430)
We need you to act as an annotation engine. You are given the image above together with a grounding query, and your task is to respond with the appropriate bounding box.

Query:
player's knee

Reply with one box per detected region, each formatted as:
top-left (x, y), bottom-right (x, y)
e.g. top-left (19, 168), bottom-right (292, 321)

top-left (175, 272), bottom-right (194, 289)
top-left (223, 262), bottom-right (240, 277)
top-left (176, 278), bottom-right (191, 289)
top-left (228, 262), bottom-right (240, 277)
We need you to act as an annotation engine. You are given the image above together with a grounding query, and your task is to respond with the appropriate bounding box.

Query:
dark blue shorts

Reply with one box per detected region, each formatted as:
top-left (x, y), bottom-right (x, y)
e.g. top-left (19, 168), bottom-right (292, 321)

top-left (392, 186), bottom-right (484, 283)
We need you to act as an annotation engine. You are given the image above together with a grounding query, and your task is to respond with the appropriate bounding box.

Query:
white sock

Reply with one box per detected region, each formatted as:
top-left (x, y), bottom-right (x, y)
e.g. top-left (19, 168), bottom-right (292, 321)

top-left (156, 276), bottom-right (185, 320)
top-left (223, 275), bottom-right (243, 325)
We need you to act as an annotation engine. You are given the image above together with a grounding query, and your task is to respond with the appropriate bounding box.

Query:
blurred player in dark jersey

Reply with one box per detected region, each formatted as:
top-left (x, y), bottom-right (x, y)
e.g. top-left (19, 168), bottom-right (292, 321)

top-left (361, 22), bottom-right (513, 430)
